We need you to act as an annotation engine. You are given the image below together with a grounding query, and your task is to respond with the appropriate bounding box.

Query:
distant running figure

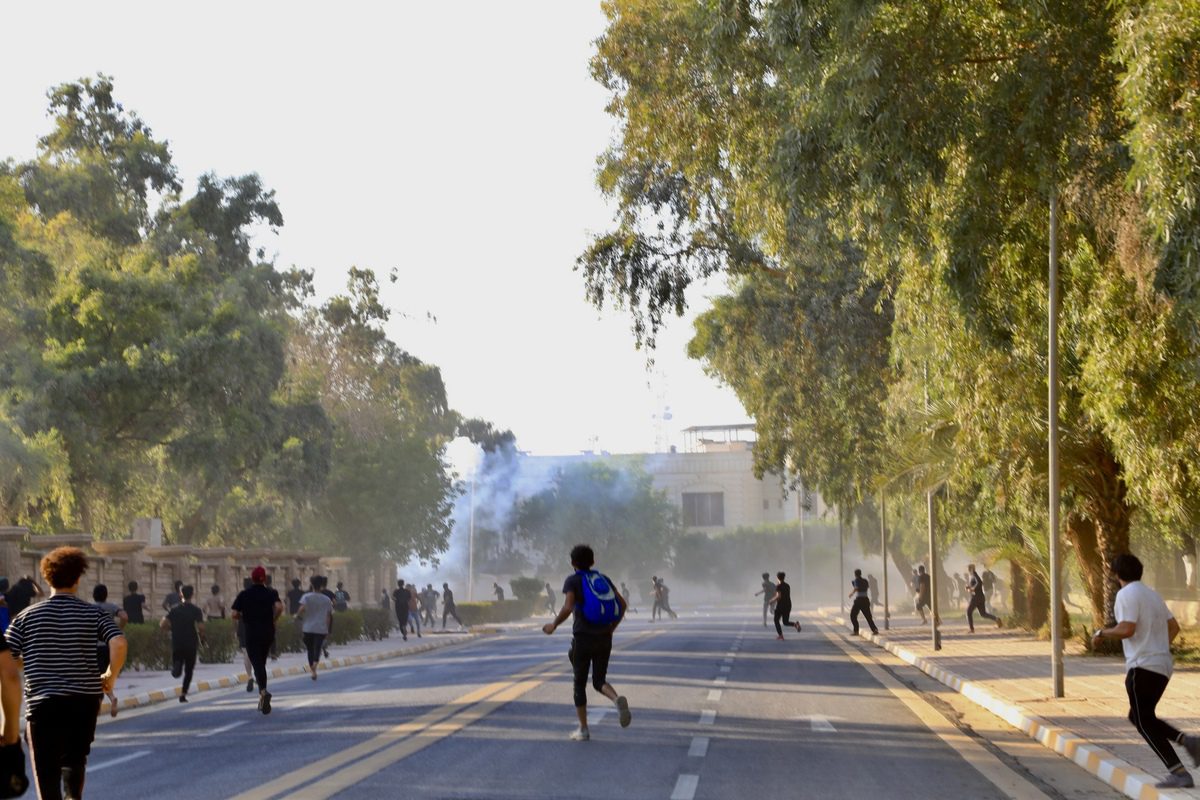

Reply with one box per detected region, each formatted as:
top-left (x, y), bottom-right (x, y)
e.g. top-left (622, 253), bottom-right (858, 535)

top-left (543, 544), bottom-right (631, 741)
top-left (392, 580), bottom-right (411, 641)
top-left (442, 583), bottom-right (464, 629)
top-left (161, 585), bottom-right (205, 702)
top-left (965, 564), bottom-right (1000, 633)
top-left (754, 572), bottom-right (777, 628)
top-left (544, 582), bottom-right (557, 615)
top-left (493, 582), bottom-right (505, 602)
top-left (296, 582), bottom-right (333, 681)
top-left (407, 587), bottom-right (422, 638)
top-left (122, 580), bottom-right (147, 625)
top-left (657, 579), bottom-right (678, 620)
top-left (769, 571), bottom-right (801, 639)
top-left (421, 584), bottom-right (439, 627)
top-left (848, 569), bottom-right (878, 636)
top-left (619, 582), bottom-right (636, 614)
top-left (203, 584), bottom-right (226, 621)
top-left (650, 576), bottom-right (662, 621)
top-left (915, 565), bottom-right (931, 624)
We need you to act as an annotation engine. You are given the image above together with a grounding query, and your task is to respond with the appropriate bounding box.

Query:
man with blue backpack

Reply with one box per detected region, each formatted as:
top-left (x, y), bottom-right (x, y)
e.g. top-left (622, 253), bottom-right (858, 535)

top-left (543, 544), bottom-right (632, 741)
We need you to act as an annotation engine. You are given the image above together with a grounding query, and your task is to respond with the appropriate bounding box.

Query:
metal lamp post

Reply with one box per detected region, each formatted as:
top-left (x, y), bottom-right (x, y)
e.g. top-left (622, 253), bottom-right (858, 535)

top-left (1048, 190), bottom-right (1064, 698)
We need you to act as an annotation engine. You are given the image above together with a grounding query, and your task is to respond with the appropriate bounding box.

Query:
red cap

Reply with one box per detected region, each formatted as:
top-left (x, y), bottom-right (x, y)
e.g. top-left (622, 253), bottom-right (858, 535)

top-left (251, 566), bottom-right (267, 583)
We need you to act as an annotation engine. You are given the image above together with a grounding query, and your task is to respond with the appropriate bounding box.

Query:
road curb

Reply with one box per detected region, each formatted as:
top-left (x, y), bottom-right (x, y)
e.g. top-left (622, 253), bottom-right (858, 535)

top-left (814, 610), bottom-right (1196, 800)
top-left (101, 633), bottom-right (477, 717)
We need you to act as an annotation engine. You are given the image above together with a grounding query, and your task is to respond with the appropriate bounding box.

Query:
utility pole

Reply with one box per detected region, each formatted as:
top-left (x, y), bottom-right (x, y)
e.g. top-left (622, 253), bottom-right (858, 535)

top-left (881, 492), bottom-right (889, 631)
top-left (799, 479), bottom-right (807, 608)
top-left (467, 472), bottom-right (476, 602)
top-left (924, 362), bottom-right (941, 650)
top-left (1048, 189), bottom-right (1065, 697)
top-left (838, 508), bottom-right (845, 615)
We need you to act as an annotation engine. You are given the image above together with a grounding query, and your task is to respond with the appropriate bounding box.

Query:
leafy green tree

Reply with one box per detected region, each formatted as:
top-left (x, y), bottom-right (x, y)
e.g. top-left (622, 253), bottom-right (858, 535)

top-left (582, 1), bottom-right (1200, 628)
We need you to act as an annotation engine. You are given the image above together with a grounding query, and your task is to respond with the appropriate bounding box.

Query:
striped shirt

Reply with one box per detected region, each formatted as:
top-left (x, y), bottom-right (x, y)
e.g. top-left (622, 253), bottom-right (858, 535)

top-left (5, 593), bottom-right (124, 711)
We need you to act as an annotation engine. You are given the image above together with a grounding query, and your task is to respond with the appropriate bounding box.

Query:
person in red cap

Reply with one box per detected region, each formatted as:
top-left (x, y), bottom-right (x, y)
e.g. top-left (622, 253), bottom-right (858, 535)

top-left (231, 566), bottom-right (282, 714)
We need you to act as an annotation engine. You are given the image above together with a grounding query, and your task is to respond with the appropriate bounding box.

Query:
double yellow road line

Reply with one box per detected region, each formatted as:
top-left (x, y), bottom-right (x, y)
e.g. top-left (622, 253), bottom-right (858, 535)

top-left (231, 630), bottom-right (656, 800)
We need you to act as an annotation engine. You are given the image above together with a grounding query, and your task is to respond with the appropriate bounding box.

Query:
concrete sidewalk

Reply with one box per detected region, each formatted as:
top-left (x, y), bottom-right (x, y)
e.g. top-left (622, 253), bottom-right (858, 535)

top-left (817, 606), bottom-right (1200, 800)
top-left (105, 627), bottom-right (481, 716)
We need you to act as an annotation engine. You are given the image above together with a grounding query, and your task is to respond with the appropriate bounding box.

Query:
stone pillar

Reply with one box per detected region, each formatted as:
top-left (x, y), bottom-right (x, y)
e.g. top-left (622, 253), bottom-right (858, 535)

top-left (144, 546), bottom-right (194, 615)
top-left (92, 541), bottom-right (147, 595)
top-left (0, 527), bottom-right (29, 580)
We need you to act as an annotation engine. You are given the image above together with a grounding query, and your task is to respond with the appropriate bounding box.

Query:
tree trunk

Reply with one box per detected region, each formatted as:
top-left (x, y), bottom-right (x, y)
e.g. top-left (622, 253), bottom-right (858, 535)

top-left (1090, 445), bottom-right (1131, 627)
top-left (1066, 513), bottom-right (1106, 629)
top-left (1026, 568), bottom-right (1049, 630)
top-left (1010, 561), bottom-right (1029, 621)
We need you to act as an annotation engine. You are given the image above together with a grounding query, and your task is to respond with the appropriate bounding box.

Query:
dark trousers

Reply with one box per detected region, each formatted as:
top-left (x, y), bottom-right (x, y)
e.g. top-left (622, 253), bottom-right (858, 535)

top-left (245, 636), bottom-right (273, 691)
top-left (394, 608), bottom-right (406, 633)
top-left (850, 597), bottom-right (878, 635)
top-left (443, 605), bottom-right (463, 627)
top-left (303, 632), bottom-right (326, 667)
top-left (422, 605), bottom-right (436, 626)
top-left (171, 645), bottom-right (197, 695)
top-left (569, 636), bottom-right (613, 707)
top-left (1126, 667), bottom-right (1184, 770)
top-left (966, 596), bottom-right (997, 631)
top-left (774, 603), bottom-right (796, 635)
top-left (27, 694), bottom-right (101, 800)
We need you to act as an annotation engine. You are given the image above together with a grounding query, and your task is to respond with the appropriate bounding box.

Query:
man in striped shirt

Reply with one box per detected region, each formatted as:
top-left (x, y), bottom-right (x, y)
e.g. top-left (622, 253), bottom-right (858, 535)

top-left (5, 546), bottom-right (126, 800)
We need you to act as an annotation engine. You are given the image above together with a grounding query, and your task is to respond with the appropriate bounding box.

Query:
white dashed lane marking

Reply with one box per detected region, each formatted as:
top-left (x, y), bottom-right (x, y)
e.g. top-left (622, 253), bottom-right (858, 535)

top-left (699, 709), bottom-right (716, 725)
top-left (713, 676), bottom-right (727, 686)
top-left (671, 774), bottom-right (699, 800)
top-left (688, 736), bottom-right (710, 757)
top-left (200, 720), bottom-right (247, 738)
top-left (707, 689), bottom-right (723, 702)
top-left (88, 750), bottom-right (152, 772)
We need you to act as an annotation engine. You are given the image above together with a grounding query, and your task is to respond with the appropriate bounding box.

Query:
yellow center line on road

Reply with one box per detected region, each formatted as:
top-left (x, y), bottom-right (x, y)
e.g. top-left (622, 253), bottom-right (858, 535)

top-left (232, 629), bottom-right (661, 800)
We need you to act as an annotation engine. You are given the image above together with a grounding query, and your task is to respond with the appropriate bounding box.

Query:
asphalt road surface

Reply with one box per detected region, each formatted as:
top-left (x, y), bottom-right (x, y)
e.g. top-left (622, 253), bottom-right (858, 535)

top-left (79, 609), bottom-right (1121, 800)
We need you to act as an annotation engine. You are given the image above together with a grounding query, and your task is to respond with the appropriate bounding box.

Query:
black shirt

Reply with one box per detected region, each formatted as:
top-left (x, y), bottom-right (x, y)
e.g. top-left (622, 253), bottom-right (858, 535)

top-left (968, 572), bottom-right (985, 599)
top-left (6, 580), bottom-right (37, 616)
top-left (231, 585), bottom-right (280, 637)
top-left (918, 574), bottom-right (931, 598)
top-left (562, 572), bottom-right (619, 639)
top-left (166, 602), bottom-right (205, 649)
top-left (852, 577), bottom-right (869, 597)
top-left (286, 588), bottom-right (305, 615)
top-left (442, 588), bottom-right (455, 608)
top-left (392, 587), bottom-right (410, 612)
top-left (775, 580), bottom-right (792, 606)
top-left (122, 593), bottom-right (146, 624)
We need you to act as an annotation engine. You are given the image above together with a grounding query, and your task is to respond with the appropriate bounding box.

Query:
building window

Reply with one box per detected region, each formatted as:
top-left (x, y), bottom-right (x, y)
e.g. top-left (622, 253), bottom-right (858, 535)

top-left (683, 492), bottom-right (725, 526)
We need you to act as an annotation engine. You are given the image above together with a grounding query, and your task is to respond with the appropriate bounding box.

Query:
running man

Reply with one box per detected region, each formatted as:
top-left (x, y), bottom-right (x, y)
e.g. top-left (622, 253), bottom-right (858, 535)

top-left (286, 579), bottom-right (304, 616)
top-left (406, 586), bottom-right (422, 638)
top-left (231, 566), bottom-right (282, 714)
top-left (161, 580), bottom-right (183, 615)
top-left (965, 563), bottom-right (1000, 632)
top-left (915, 565), bottom-right (931, 624)
top-left (544, 582), bottom-right (557, 615)
top-left (235, 577), bottom-right (255, 693)
top-left (91, 584), bottom-right (126, 714)
top-left (161, 585), bottom-right (205, 702)
top-left (121, 581), bottom-right (147, 625)
top-left (441, 582), bottom-right (464, 630)
top-left (1093, 554), bottom-right (1200, 789)
top-left (619, 582), bottom-right (636, 614)
top-left (542, 544), bottom-right (631, 741)
top-left (296, 581), bottom-right (333, 681)
top-left (0, 580), bottom-right (27, 797)
top-left (392, 580), bottom-right (411, 640)
top-left (754, 572), bottom-right (776, 628)
top-left (203, 584), bottom-right (225, 621)
top-left (421, 584), bottom-right (438, 627)
top-left (493, 582), bottom-right (505, 602)
top-left (848, 569), bottom-right (879, 636)
top-left (6, 546), bottom-right (125, 800)
top-left (650, 576), bottom-right (662, 621)
top-left (769, 571), bottom-right (802, 639)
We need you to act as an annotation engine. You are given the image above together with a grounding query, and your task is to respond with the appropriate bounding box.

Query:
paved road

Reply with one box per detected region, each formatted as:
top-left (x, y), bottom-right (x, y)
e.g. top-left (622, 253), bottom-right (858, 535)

top-left (79, 610), bottom-right (1120, 799)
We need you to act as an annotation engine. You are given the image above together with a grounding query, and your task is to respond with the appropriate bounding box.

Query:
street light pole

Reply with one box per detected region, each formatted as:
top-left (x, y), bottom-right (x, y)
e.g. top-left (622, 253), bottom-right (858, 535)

top-left (1048, 189), bottom-right (1065, 698)
top-left (838, 508), bottom-right (845, 615)
top-left (881, 492), bottom-right (889, 631)
top-left (799, 479), bottom-right (807, 608)
top-left (468, 472), bottom-right (476, 603)
top-left (928, 489), bottom-right (941, 650)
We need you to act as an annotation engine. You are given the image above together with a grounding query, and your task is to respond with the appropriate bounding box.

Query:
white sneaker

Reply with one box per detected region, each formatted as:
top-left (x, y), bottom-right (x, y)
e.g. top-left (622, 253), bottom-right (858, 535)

top-left (570, 727), bottom-right (590, 741)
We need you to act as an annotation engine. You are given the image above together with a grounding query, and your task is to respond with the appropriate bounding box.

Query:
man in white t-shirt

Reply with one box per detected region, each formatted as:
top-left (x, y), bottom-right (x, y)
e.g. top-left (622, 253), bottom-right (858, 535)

top-left (1093, 554), bottom-right (1200, 789)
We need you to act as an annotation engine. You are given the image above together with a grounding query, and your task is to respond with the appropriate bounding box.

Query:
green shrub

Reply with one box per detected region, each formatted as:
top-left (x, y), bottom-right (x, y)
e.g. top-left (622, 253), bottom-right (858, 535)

top-left (509, 576), bottom-right (545, 601)
top-left (122, 623), bottom-right (172, 671)
top-left (456, 597), bottom-right (536, 626)
top-left (360, 608), bottom-right (393, 641)
top-left (328, 609), bottom-right (364, 645)
top-left (198, 618), bottom-right (237, 664)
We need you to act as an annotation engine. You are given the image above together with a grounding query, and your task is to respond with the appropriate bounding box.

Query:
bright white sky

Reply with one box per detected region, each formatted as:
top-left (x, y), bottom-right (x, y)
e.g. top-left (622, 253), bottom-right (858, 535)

top-left (0, 1), bottom-right (750, 458)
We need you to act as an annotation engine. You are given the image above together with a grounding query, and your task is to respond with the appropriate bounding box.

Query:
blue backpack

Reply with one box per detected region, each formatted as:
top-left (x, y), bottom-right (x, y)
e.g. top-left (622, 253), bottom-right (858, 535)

top-left (577, 570), bottom-right (622, 625)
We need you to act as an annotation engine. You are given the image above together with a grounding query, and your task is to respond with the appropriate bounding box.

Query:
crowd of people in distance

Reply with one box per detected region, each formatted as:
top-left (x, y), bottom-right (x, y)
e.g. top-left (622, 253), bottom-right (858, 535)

top-left (384, 579), bottom-right (467, 637)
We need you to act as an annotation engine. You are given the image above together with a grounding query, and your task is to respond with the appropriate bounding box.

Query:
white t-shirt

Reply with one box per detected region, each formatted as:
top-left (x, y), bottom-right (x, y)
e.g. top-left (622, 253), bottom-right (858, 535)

top-left (1114, 581), bottom-right (1174, 677)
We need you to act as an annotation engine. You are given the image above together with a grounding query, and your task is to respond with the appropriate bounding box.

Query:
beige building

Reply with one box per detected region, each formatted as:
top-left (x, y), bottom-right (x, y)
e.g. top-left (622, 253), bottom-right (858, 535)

top-left (521, 424), bottom-right (828, 532)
